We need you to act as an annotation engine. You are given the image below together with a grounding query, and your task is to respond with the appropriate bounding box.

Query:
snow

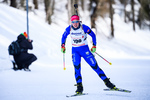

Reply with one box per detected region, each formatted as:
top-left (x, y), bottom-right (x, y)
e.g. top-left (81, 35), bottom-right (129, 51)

top-left (0, 1), bottom-right (150, 100)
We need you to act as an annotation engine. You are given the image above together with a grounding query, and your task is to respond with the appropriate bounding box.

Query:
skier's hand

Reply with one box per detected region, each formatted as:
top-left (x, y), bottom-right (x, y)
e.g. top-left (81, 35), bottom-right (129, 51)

top-left (91, 45), bottom-right (96, 53)
top-left (61, 44), bottom-right (66, 53)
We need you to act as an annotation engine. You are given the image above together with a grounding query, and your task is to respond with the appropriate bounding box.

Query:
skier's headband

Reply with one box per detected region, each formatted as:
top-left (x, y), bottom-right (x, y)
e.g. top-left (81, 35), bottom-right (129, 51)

top-left (21, 32), bottom-right (28, 39)
top-left (71, 15), bottom-right (79, 21)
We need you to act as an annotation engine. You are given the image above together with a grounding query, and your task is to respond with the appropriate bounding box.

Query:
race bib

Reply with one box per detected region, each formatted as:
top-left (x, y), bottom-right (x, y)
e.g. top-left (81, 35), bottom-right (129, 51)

top-left (70, 27), bottom-right (88, 47)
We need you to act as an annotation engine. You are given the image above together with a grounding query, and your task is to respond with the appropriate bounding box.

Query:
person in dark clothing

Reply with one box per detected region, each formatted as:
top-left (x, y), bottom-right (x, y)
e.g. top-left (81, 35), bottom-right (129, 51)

top-left (13, 32), bottom-right (37, 71)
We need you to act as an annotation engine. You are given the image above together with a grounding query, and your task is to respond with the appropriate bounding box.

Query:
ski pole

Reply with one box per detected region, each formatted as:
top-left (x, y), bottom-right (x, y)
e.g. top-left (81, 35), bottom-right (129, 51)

top-left (63, 53), bottom-right (66, 70)
top-left (95, 52), bottom-right (112, 65)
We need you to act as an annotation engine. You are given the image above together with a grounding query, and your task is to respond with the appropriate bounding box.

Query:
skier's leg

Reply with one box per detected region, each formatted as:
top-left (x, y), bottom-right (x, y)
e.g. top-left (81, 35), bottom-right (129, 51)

top-left (83, 54), bottom-right (107, 80)
top-left (80, 47), bottom-right (115, 89)
top-left (83, 53), bottom-right (115, 88)
top-left (72, 52), bottom-right (82, 83)
top-left (72, 48), bottom-right (83, 93)
top-left (79, 46), bottom-right (107, 80)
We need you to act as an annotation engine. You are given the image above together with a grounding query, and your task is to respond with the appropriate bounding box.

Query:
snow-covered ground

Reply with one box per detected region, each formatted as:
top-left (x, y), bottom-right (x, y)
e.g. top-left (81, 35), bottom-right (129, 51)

top-left (0, 1), bottom-right (150, 100)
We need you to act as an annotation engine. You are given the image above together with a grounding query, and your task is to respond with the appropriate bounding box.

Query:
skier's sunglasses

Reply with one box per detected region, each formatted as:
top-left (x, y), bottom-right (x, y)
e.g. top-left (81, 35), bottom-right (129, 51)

top-left (72, 21), bottom-right (79, 23)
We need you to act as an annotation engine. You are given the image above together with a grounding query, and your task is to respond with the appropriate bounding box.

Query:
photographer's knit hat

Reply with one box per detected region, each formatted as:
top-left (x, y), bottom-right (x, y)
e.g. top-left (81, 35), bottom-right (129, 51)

top-left (21, 32), bottom-right (28, 39)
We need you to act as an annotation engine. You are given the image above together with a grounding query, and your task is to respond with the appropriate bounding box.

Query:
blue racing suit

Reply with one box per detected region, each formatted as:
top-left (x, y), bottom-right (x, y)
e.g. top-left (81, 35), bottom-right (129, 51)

top-left (61, 23), bottom-right (107, 83)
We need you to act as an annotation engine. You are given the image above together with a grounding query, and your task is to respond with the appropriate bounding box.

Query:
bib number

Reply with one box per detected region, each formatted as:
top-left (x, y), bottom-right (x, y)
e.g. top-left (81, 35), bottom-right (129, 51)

top-left (73, 39), bottom-right (82, 44)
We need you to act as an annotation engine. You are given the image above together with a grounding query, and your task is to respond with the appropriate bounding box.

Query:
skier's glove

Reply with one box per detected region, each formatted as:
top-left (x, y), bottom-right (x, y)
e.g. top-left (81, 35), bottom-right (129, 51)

top-left (61, 44), bottom-right (66, 53)
top-left (91, 45), bottom-right (96, 53)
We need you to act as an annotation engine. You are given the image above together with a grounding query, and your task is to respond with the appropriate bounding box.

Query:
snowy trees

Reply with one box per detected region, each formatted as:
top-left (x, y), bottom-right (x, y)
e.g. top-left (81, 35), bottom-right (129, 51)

top-left (138, 0), bottom-right (150, 29)
top-left (120, 0), bottom-right (150, 30)
top-left (2, 0), bottom-right (149, 33)
top-left (89, 0), bottom-right (114, 37)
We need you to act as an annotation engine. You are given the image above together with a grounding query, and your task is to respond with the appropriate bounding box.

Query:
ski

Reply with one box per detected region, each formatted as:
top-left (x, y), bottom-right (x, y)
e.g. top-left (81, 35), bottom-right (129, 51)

top-left (104, 87), bottom-right (131, 93)
top-left (66, 93), bottom-right (88, 98)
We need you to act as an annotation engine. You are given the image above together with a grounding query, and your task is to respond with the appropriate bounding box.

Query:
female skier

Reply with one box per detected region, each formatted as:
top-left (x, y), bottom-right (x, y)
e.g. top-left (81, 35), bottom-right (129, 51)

top-left (61, 15), bottom-right (115, 94)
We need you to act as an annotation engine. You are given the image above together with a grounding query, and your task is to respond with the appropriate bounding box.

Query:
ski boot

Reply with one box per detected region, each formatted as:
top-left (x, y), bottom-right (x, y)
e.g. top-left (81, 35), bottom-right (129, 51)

top-left (75, 83), bottom-right (83, 94)
top-left (24, 68), bottom-right (31, 71)
top-left (23, 65), bottom-right (31, 71)
top-left (104, 78), bottom-right (115, 89)
top-left (12, 61), bottom-right (18, 71)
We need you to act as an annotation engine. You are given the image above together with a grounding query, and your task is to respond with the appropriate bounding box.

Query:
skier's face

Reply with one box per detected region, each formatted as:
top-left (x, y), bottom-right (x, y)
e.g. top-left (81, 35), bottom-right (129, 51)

top-left (72, 20), bottom-right (79, 28)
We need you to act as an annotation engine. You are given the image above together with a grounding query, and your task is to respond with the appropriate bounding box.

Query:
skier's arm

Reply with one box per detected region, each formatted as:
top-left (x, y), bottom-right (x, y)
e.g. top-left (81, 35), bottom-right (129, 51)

top-left (82, 24), bottom-right (96, 46)
top-left (61, 26), bottom-right (71, 45)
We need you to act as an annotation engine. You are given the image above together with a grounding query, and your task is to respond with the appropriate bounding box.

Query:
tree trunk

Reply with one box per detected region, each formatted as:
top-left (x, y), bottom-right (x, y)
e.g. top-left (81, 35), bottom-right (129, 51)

top-left (131, 0), bottom-right (135, 31)
top-left (90, 0), bottom-right (98, 29)
top-left (10, 0), bottom-right (17, 8)
top-left (44, 0), bottom-right (49, 15)
top-left (45, 0), bottom-right (55, 24)
top-left (81, 0), bottom-right (84, 11)
top-left (68, 0), bottom-right (77, 24)
top-left (138, 8), bottom-right (142, 29)
top-left (33, 0), bottom-right (38, 9)
top-left (68, 0), bottom-right (71, 24)
top-left (109, 0), bottom-right (114, 37)
top-left (20, 0), bottom-right (25, 7)
top-left (123, 0), bottom-right (127, 23)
